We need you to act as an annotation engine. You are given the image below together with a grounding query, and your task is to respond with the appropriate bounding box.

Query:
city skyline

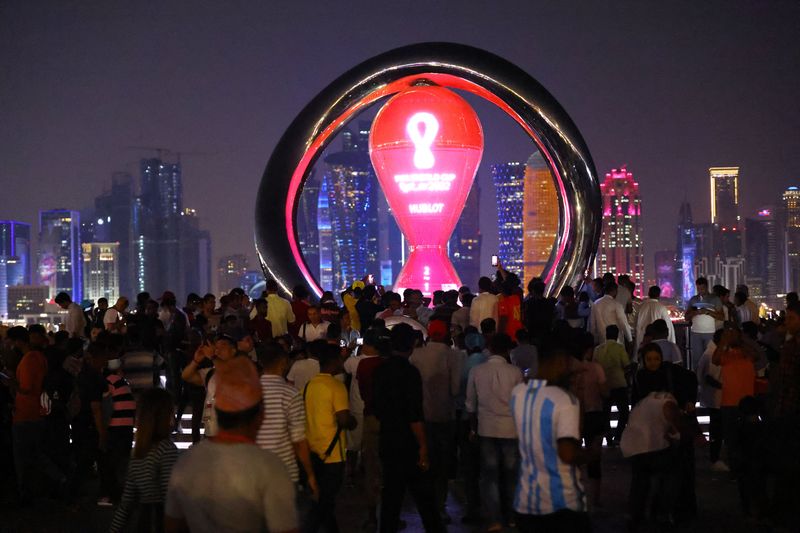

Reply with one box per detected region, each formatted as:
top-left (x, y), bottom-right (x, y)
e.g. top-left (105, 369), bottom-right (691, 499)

top-left (2, 3), bottom-right (798, 288)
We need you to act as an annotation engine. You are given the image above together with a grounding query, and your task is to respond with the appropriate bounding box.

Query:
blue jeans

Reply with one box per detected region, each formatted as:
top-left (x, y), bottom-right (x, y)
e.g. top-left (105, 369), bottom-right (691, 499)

top-left (689, 332), bottom-right (714, 370)
top-left (479, 437), bottom-right (519, 525)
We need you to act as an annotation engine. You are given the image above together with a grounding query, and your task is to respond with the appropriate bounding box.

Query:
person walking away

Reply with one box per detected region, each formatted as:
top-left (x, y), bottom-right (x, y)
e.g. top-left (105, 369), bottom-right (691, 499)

top-left (265, 279), bottom-right (296, 338)
top-left (256, 343), bottom-right (319, 526)
top-left (409, 319), bottom-right (461, 523)
top-left (696, 329), bottom-right (727, 471)
top-left (510, 343), bottom-right (595, 532)
top-left (465, 333), bottom-right (522, 531)
top-left (635, 286), bottom-right (675, 356)
top-left (510, 329), bottom-right (538, 376)
top-left (589, 282), bottom-right (632, 350)
top-left (165, 356), bottom-right (298, 533)
top-left (374, 323), bottom-right (444, 532)
top-left (109, 388), bottom-right (178, 533)
top-left (594, 325), bottom-right (631, 446)
top-left (248, 298), bottom-right (273, 343)
top-left (470, 277), bottom-right (499, 329)
top-left (304, 343), bottom-right (358, 533)
top-left (97, 358), bottom-right (136, 506)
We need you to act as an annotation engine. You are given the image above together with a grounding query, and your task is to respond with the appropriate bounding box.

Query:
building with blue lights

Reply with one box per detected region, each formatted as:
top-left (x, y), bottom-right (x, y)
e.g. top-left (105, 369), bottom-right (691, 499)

top-left (0, 220), bottom-right (32, 317)
top-left (491, 162), bottom-right (525, 277)
top-left (39, 209), bottom-right (82, 301)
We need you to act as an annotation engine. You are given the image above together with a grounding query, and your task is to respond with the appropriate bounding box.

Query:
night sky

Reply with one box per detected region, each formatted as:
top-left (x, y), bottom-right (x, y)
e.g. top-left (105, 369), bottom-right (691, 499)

top-left (2, 1), bottom-right (799, 290)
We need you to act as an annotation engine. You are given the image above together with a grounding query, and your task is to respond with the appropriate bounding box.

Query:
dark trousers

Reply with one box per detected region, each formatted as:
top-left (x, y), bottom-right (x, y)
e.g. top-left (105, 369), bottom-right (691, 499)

top-left (380, 458), bottom-right (444, 533)
top-left (307, 461), bottom-right (344, 533)
top-left (187, 384), bottom-right (205, 443)
top-left (99, 426), bottom-right (133, 500)
top-left (516, 510), bottom-right (591, 533)
top-left (674, 441), bottom-right (697, 520)
top-left (71, 422), bottom-right (98, 491)
top-left (456, 418), bottom-right (480, 516)
top-left (605, 387), bottom-right (630, 442)
top-left (707, 408), bottom-right (723, 463)
top-left (425, 421), bottom-right (454, 513)
top-left (12, 420), bottom-right (66, 501)
top-left (721, 406), bottom-right (741, 473)
top-left (629, 448), bottom-right (678, 524)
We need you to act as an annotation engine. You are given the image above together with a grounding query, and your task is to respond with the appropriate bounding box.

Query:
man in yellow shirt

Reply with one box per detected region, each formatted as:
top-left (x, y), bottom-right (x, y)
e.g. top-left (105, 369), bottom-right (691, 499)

top-left (304, 343), bottom-right (357, 532)
top-left (593, 325), bottom-right (631, 445)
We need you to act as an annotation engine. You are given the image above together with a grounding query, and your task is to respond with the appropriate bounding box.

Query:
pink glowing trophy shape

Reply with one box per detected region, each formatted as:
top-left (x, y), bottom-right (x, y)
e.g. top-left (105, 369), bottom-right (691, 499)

top-left (369, 85), bottom-right (484, 296)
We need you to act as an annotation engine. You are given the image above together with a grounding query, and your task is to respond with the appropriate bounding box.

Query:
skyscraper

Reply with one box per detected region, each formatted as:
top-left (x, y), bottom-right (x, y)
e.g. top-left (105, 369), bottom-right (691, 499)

top-left (0, 220), bottom-right (31, 317)
top-left (82, 242), bottom-right (120, 303)
top-left (317, 173), bottom-right (334, 291)
top-left (654, 250), bottom-right (678, 299)
top-left (89, 173), bottom-right (135, 299)
top-left (523, 152), bottom-right (559, 284)
top-left (492, 162), bottom-right (525, 277)
top-left (595, 167), bottom-right (644, 296)
top-left (783, 186), bottom-right (800, 292)
top-left (745, 207), bottom-right (781, 305)
top-left (218, 254), bottom-right (249, 294)
top-left (297, 170), bottom-right (320, 282)
top-left (39, 209), bottom-right (82, 301)
top-left (180, 208), bottom-right (212, 296)
top-left (137, 158), bottom-right (182, 295)
top-left (324, 123), bottom-right (380, 291)
top-left (449, 182), bottom-right (482, 289)
top-left (710, 167), bottom-right (740, 227)
top-left (676, 202), bottom-right (697, 305)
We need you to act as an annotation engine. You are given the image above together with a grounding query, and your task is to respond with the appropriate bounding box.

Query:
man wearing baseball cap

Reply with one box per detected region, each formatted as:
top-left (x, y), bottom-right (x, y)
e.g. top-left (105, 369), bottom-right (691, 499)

top-left (166, 356), bottom-right (298, 533)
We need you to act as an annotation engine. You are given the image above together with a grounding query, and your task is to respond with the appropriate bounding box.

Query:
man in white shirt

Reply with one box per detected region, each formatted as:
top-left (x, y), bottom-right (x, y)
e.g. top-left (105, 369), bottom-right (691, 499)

top-left (469, 277), bottom-right (499, 328)
top-left (265, 279), bottom-right (295, 338)
top-left (465, 334), bottom-right (522, 530)
top-left (685, 277), bottom-right (723, 370)
top-left (635, 286), bottom-right (675, 355)
top-left (298, 306), bottom-right (330, 343)
top-left (103, 297), bottom-right (129, 333)
top-left (589, 283), bottom-right (632, 346)
top-left (55, 292), bottom-right (86, 338)
top-left (510, 345), bottom-right (593, 531)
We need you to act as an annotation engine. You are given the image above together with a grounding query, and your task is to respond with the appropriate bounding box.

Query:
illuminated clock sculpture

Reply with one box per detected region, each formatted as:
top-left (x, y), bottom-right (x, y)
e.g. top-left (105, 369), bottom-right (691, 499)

top-left (255, 43), bottom-right (601, 298)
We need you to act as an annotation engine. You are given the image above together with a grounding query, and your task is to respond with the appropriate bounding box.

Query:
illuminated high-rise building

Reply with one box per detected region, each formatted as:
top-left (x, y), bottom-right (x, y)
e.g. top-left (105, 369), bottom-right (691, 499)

top-left (595, 167), bottom-right (644, 296)
top-left (782, 186), bottom-right (800, 292)
top-left (676, 202), bottom-right (697, 305)
top-left (82, 242), bottom-right (120, 303)
top-left (318, 173), bottom-right (334, 290)
top-left (745, 207), bottom-right (781, 305)
top-left (710, 167), bottom-right (740, 227)
top-left (89, 173), bottom-right (135, 299)
top-left (180, 208), bottom-right (212, 296)
top-left (324, 122), bottom-right (380, 291)
top-left (450, 182), bottom-right (482, 288)
top-left (39, 209), bottom-right (82, 301)
top-left (297, 170), bottom-right (320, 282)
top-left (522, 152), bottom-right (559, 283)
top-left (0, 220), bottom-right (31, 317)
top-left (218, 254), bottom-right (249, 294)
top-left (654, 250), bottom-right (677, 300)
top-left (492, 162), bottom-right (524, 277)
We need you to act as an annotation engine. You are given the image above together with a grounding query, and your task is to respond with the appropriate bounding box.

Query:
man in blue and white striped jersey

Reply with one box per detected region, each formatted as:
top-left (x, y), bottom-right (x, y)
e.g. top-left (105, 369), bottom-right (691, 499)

top-left (510, 343), bottom-right (596, 532)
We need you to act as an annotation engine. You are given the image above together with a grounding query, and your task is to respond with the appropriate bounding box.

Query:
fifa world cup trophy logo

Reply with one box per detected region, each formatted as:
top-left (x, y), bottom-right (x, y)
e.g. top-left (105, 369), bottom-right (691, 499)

top-left (369, 85), bottom-right (483, 296)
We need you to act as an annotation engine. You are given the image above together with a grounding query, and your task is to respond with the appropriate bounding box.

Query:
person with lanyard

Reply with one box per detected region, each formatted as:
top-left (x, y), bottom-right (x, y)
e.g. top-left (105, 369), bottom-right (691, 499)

top-left (165, 356), bottom-right (298, 533)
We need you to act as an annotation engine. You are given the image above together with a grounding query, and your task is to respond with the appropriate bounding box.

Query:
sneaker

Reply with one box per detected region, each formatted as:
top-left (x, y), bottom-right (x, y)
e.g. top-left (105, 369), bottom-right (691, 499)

top-left (96, 496), bottom-right (113, 507)
top-left (711, 460), bottom-right (730, 472)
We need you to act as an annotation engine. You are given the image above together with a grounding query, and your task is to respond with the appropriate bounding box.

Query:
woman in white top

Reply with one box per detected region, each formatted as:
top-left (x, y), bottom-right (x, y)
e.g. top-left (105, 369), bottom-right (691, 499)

top-left (621, 343), bottom-right (682, 528)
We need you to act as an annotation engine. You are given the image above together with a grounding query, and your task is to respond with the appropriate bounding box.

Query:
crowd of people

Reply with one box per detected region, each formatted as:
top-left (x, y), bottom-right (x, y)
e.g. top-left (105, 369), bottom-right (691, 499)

top-left (0, 268), bottom-right (798, 532)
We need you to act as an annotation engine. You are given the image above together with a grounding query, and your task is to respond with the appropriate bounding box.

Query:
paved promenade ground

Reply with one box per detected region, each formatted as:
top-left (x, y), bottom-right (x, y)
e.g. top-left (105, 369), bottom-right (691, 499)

top-left (1, 443), bottom-right (789, 533)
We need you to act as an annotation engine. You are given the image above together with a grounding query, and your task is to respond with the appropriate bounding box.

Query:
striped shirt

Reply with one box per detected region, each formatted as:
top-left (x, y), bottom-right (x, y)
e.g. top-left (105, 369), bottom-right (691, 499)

top-left (256, 374), bottom-right (306, 481)
top-left (510, 379), bottom-right (586, 515)
top-left (106, 373), bottom-right (135, 427)
top-left (109, 438), bottom-right (178, 532)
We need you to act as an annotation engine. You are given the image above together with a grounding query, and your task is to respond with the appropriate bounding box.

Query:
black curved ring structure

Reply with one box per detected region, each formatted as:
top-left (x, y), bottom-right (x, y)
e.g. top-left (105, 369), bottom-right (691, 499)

top-left (255, 42), bottom-right (601, 298)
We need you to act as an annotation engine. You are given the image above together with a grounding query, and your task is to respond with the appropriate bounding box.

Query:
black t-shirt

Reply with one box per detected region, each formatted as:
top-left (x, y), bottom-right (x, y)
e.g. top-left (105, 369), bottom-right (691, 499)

top-left (374, 356), bottom-right (424, 464)
top-left (356, 300), bottom-right (384, 331)
top-left (524, 296), bottom-right (557, 340)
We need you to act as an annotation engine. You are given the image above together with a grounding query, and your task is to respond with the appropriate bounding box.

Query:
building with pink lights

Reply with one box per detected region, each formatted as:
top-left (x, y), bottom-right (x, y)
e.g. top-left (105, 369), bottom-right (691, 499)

top-left (594, 167), bottom-right (644, 296)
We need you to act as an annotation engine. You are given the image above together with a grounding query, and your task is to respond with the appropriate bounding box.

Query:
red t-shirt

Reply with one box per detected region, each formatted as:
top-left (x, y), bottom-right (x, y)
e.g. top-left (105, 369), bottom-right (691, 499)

top-left (289, 301), bottom-right (310, 338)
top-left (498, 294), bottom-right (523, 337)
top-left (13, 350), bottom-right (48, 423)
top-left (357, 356), bottom-right (386, 417)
